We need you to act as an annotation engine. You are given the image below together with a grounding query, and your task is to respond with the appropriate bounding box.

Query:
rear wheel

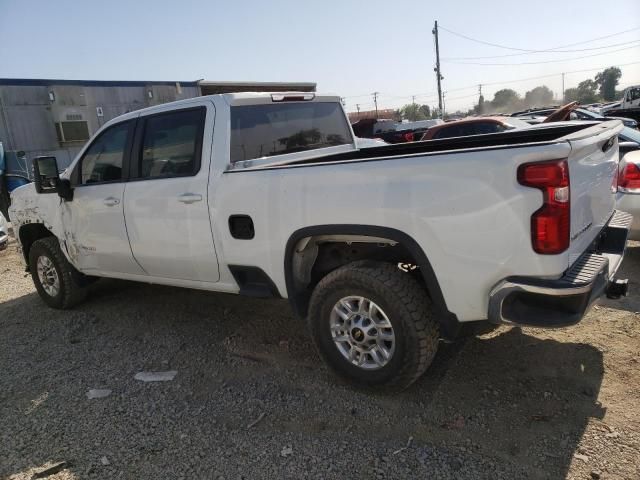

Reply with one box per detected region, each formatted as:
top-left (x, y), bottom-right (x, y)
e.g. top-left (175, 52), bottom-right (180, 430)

top-left (29, 237), bottom-right (87, 309)
top-left (308, 261), bottom-right (439, 391)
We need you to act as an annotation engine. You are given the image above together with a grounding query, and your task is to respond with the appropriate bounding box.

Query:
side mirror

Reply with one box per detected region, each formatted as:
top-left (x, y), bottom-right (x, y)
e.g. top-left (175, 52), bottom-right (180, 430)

top-left (33, 156), bottom-right (60, 194)
top-left (33, 156), bottom-right (73, 201)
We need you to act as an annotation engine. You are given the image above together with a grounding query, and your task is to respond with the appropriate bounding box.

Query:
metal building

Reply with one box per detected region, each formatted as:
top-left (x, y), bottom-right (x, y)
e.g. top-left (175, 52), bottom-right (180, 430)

top-left (0, 78), bottom-right (316, 174)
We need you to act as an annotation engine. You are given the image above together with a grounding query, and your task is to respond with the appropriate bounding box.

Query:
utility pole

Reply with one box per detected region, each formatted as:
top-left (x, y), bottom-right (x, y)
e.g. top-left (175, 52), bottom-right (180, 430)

top-left (356, 104), bottom-right (360, 115)
top-left (372, 92), bottom-right (379, 118)
top-left (561, 73), bottom-right (565, 103)
top-left (432, 20), bottom-right (444, 117)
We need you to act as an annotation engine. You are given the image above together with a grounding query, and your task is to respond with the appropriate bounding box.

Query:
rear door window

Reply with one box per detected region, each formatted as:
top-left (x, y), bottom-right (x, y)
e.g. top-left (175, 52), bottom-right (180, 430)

top-left (434, 122), bottom-right (503, 139)
top-left (137, 107), bottom-right (205, 179)
top-left (473, 123), bottom-right (505, 134)
top-left (230, 102), bottom-right (353, 163)
top-left (433, 125), bottom-right (462, 139)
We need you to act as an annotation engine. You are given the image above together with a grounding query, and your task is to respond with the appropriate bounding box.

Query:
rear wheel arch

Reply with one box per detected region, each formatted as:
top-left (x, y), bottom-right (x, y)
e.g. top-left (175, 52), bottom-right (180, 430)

top-left (284, 225), bottom-right (459, 338)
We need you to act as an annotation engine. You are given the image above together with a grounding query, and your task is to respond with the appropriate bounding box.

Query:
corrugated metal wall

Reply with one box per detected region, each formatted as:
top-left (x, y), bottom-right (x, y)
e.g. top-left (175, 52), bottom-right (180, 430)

top-left (0, 81), bottom-right (200, 172)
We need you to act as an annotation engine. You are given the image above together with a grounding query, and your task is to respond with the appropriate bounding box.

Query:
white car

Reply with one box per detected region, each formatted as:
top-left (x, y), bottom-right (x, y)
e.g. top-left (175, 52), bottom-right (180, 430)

top-left (8, 93), bottom-right (631, 390)
top-left (616, 127), bottom-right (640, 239)
top-left (0, 212), bottom-right (8, 250)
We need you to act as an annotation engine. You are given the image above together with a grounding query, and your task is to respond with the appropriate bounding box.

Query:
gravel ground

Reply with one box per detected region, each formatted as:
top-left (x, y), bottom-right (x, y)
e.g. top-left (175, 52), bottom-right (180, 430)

top-left (1, 235), bottom-right (639, 480)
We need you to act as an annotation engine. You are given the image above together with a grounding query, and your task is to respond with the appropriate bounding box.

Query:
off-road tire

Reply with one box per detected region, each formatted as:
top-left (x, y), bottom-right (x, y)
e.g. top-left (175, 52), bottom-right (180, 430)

top-left (308, 260), bottom-right (439, 391)
top-left (29, 237), bottom-right (87, 309)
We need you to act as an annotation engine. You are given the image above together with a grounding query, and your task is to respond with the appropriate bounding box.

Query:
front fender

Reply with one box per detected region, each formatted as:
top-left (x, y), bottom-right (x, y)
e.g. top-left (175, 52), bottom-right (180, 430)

top-left (9, 184), bottom-right (66, 258)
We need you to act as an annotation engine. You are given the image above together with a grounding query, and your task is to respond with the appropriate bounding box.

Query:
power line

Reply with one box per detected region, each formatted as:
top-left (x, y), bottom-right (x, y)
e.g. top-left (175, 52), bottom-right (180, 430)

top-left (439, 25), bottom-right (640, 53)
top-left (443, 44), bottom-right (640, 66)
top-left (433, 20), bottom-right (444, 114)
top-left (443, 39), bottom-right (640, 60)
top-left (342, 61), bottom-right (640, 110)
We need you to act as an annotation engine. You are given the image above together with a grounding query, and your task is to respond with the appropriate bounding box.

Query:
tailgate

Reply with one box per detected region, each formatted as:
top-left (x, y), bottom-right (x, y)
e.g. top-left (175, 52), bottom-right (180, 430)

top-left (564, 120), bottom-right (624, 266)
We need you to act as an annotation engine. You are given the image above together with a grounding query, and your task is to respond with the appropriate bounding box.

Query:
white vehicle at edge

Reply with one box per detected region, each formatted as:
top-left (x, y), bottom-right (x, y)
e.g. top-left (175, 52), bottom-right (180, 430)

top-left (615, 127), bottom-right (640, 239)
top-left (0, 212), bottom-right (7, 250)
top-left (8, 92), bottom-right (631, 390)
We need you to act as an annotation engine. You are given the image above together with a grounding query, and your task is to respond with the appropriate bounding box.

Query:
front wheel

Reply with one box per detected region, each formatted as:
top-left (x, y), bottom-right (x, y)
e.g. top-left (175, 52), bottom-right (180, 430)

top-left (307, 261), bottom-right (439, 391)
top-left (29, 237), bottom-right (87, 309)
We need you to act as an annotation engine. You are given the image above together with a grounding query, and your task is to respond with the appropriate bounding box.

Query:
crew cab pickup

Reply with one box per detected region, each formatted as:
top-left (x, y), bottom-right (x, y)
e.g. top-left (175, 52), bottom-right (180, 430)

top-left (9, 93), bottom-right (631, 390)
top-left (602, 85), bottom-right (640, 123)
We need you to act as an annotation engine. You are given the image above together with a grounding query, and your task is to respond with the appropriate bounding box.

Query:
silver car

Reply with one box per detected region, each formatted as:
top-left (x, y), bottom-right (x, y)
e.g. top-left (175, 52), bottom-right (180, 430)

top-left (0, 212), bottom-right (8, 250)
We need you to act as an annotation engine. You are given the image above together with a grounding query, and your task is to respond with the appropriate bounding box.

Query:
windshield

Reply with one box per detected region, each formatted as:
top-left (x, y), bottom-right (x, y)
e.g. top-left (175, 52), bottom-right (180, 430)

top-left (621, 126), bottom-right (640, 144)
top-left (230, 102), bottom-right (353, 163)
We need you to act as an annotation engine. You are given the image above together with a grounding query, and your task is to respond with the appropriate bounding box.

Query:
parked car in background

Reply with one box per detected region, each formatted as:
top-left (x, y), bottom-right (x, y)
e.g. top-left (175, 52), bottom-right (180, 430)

top-left (512, 105), bottom-right (637, 129)
top-left (601, 86), bottom-right (640, 123)
top-left (0, 212), bottom-right (8, 251)
top-left (420, 116), bottom-right (531, 140)
top-left (617, 150), bottom-right (640, 240)
top-left (619, 126), bottom-right (640, 156)
top-left (351, 118), bottom-right (441, 144)
top-left (570, 108), bottom-right (637, 129)
top-left (511, 106), bottom-right (560, 117)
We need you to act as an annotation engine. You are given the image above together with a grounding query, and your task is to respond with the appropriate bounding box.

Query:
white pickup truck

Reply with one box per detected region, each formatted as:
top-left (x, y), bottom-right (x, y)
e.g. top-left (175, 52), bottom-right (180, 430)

top-left (8, 92), bottom-right (632, 390)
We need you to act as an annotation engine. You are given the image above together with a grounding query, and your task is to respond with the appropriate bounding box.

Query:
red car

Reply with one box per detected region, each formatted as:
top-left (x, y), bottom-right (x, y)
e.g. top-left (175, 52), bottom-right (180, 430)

top-left (420, 116), bottom-right (531, 140)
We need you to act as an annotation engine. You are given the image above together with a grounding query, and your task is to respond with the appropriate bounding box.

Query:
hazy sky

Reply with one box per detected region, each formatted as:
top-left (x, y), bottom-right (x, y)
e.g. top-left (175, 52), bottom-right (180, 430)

top-left (1, 0), bottom-right (639, 113)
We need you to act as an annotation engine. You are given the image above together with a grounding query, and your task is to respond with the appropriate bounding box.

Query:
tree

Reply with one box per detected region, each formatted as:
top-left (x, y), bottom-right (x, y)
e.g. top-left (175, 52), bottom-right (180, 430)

top-left (490, 89), bottom-right (520, 110)
top-left (400, 103), bottom-right (427, 121)
top-left (595, 67), bottom-right (622, 101)
top-left (564, 80), bottom-right (600, 104)
top-left (563, 87), bottom-right (580, 103)
top-left (418, 104), bottom-right (431, 119)
top-left (524, 86), bottom-right (554, 107)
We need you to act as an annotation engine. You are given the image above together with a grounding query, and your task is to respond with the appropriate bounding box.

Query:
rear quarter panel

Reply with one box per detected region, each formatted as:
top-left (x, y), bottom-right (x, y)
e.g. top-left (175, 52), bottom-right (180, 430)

top-left (213, 142), bottom-right (573, 321)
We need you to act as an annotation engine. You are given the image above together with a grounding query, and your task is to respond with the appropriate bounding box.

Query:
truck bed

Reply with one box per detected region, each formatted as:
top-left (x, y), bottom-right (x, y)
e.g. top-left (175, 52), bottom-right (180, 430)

top-left (220, 120), bottom-right (622, 322)
top-left (238, 121), bottom-right (598, 170)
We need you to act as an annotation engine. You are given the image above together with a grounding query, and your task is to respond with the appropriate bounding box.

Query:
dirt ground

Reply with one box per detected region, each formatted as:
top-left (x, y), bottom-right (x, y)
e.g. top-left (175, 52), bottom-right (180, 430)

top-left (0, 236), bottom-right (638, 479)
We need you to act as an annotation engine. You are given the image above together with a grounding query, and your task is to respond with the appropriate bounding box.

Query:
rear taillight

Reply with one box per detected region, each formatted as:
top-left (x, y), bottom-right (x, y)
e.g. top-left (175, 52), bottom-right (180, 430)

top-left (518, 159), bottom-right (570, 255)
top-left (618, 162), bottom-right (640, 192)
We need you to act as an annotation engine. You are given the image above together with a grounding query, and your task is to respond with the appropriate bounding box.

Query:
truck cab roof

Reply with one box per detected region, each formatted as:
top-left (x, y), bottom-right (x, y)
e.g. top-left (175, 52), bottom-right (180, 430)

top-left (101, 92), bottom-right (341, 129)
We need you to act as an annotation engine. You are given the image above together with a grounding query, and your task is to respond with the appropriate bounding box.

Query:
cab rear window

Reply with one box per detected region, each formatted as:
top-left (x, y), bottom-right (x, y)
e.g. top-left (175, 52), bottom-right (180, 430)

top-left (230, 102), bottom-right (352, 163)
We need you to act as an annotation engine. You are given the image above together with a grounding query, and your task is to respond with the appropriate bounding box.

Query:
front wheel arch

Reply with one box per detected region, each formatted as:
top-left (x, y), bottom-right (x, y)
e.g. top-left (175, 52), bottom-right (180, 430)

top-left (18, 223), bottom-right (55, 267)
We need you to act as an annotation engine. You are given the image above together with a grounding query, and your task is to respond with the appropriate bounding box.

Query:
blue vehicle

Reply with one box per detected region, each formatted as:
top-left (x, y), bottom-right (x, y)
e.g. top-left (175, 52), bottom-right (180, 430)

top-left (0, 142), bottom-right (32, 219)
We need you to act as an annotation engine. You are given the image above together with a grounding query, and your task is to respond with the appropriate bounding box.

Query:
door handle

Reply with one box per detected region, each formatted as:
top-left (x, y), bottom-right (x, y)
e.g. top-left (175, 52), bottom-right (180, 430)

top-left (103, 197), bottom-right (120, 207)
top-left (177, 193), bottom-right (203, 204)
